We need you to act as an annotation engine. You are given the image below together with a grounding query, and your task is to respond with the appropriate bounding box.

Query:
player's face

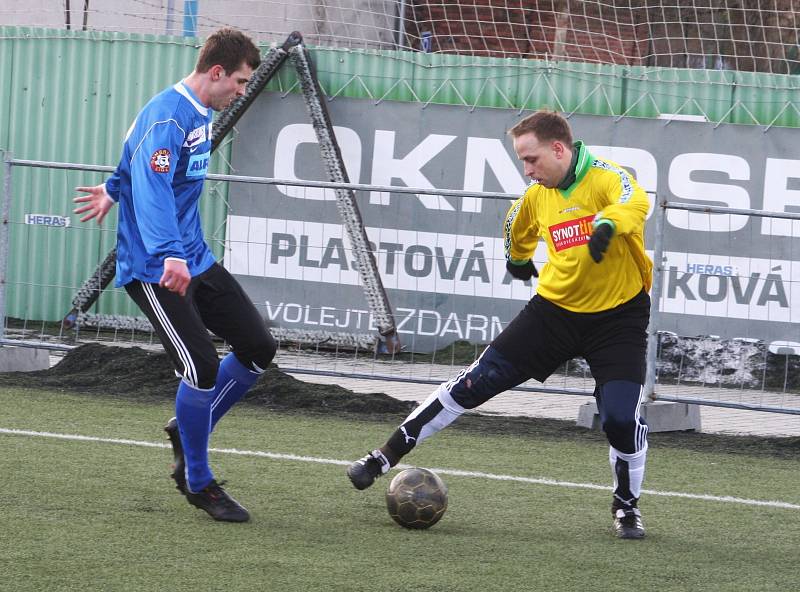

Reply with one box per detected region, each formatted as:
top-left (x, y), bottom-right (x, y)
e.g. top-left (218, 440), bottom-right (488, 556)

top-left (209, 63), bottom-right (254, 110)
top-left (513, 132), bottom-right (570, 188)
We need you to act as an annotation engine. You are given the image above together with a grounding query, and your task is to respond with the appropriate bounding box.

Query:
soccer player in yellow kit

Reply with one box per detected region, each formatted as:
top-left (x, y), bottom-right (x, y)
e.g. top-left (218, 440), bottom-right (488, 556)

top-left (347, 110), bottom-right (653, 539)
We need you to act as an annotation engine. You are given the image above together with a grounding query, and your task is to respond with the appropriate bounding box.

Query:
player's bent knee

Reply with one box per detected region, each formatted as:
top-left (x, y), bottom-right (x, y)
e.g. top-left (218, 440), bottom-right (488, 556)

top-left (603, 414), bottom-right (648, 454)
top-left (237, 333), bottom-right (277, 372)
top-left (449, 346), bottom-right (521, 409)
top-left (602, 416), bottom-right (637, 446)
top-left (597, 380), bottom-right (647, 453)
top-left (252, 338), bottom-right (277, 371)
top-left (449, 387), bottom-right (482, 410)
top-left (195, 360), bottom-right (220, 390)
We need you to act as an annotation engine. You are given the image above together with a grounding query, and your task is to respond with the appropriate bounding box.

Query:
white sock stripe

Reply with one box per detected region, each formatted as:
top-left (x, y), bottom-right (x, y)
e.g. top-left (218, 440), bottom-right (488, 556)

top-left (639, 422), bottom-right (649, 453)
top-left (634, 384), bottom-right (648, 453)
top-left (636, 420), bottom-right (643, 452)
top-left (608, 447), bottom-right (619, 490)
top-left (142, 283), bottom-right (198, 388)
top-left (2, 427), bottom-right (797, 511)
top-left (211, 380), bottom-right (236, 411)
top-left (211, 380), bottom-right (234, 410)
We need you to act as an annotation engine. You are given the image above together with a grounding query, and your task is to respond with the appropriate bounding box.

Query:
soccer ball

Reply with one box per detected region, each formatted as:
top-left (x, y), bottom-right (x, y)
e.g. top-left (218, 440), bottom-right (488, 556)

top-left (385, 467), bottom-right (448, 529)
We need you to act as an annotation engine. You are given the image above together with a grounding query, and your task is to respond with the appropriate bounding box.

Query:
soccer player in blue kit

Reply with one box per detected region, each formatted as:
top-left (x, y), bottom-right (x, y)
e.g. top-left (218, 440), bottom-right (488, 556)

top-left (74, 28), bottom-right (274, 523)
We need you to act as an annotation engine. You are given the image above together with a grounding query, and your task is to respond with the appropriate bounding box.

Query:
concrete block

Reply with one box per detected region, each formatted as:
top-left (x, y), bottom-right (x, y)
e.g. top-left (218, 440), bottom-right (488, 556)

top-left (576, 401), bottom-right (602, 430)
top-left (576, 400), bottom-right (702, 433)
top-left (0, 346), bottom-right (50, 372)
top-left (641, 400), bottom-right (702, 432)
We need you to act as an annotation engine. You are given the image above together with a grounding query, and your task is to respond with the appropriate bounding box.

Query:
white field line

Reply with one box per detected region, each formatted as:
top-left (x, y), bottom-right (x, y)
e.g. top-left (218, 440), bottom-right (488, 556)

top-left (2, 427), bottom-right (799, 511)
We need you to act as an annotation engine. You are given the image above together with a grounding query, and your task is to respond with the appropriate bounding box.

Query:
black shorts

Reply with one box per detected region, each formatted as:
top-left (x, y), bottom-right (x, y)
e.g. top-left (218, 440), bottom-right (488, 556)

top-left (491, 290), bottom-right (650, 385)
top-left (125, 262), bottom-right (275, 389)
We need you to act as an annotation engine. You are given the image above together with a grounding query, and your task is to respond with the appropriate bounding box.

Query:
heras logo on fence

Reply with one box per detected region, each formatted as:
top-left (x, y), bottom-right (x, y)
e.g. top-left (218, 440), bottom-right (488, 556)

top-left (24, 214), bottom-right (71, 227)
top-left (662, 254), bottom-right (792, 320)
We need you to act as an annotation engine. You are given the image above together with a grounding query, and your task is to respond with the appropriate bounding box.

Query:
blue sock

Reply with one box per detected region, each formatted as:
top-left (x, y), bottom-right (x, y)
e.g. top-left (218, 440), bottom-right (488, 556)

top-left (210, 353), bottom-right (262, 431)
top-left (175, 381), bottom-right (215, 492)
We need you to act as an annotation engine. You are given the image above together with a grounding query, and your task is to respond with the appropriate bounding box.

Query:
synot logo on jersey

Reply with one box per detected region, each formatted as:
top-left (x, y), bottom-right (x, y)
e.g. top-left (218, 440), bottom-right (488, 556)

top-left (549, 215), bottom-right (594, 251)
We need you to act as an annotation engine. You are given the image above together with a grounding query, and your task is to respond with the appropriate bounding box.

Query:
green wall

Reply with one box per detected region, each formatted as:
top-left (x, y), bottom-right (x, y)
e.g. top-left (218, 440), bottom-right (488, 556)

top-left (1, 27), bottom-right (798, 322)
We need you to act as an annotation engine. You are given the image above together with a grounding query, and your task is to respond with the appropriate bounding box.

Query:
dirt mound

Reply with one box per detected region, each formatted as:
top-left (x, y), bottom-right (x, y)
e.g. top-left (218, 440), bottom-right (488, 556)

top-left (0, 343), bottom-right (415, 417)
top-left (1, 343), bottom-right (797, 459)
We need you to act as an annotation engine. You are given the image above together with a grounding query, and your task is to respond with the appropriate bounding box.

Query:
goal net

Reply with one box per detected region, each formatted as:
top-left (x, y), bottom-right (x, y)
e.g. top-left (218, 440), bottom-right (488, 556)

top-left (2, 1), bottom-right (798, 76)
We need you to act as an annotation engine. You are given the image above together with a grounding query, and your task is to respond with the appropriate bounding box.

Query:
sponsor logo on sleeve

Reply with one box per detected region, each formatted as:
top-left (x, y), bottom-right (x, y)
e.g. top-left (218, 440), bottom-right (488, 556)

top-left (548, 215), bottom-right (594, 251)
top-left (150, 149), bottom-right (171, 173)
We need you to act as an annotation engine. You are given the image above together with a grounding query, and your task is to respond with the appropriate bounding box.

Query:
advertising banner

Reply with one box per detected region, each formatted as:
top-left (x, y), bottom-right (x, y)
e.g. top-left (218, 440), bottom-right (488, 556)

top-left (227, 92), bottom-right (800, 351)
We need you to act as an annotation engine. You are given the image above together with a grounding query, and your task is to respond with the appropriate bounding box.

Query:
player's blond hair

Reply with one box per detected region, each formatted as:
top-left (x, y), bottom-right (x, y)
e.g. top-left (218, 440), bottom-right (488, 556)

top-left (508, 110), bottom-right (573, 145)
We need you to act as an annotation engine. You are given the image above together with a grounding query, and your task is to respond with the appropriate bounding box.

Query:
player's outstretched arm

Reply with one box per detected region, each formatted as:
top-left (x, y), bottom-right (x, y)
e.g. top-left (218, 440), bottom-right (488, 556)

top-left (74, 184), bottom-right (115, 224)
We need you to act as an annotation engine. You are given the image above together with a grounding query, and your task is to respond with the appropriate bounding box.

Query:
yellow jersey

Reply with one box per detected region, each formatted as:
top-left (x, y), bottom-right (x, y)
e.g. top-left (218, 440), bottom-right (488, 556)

top-left (504, 142), bottom-right (652, 313)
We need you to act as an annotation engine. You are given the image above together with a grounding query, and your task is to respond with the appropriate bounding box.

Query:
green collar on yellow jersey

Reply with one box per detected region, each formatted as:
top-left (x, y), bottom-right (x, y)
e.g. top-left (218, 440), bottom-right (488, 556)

top-left (556, 141), bottom-right (592, 198)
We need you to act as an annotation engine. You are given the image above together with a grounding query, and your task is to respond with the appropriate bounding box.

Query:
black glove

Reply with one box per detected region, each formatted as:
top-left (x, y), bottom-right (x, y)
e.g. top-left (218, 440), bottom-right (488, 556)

top-left (588, 222), bottom-right (614, 263)
top-left (506, 259), bottom-right (538, 280)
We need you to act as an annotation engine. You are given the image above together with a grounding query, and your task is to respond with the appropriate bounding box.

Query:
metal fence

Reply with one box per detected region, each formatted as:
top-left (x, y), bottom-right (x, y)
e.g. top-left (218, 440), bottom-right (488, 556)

top-left (2, 155), bottom-right (799, 418)
top-left (646, 198), bottom-right (800, 415)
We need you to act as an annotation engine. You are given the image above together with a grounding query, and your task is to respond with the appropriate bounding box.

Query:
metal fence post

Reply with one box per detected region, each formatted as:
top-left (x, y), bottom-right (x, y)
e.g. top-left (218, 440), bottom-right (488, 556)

top-left (0, 152), bottom-right (11, 342)
top-left (644, 195), bottom-right (666, 402)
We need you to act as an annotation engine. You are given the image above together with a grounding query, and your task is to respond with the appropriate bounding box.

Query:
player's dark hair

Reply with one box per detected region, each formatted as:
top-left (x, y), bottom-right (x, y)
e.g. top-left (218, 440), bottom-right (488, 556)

top-left (508, 110), bottom-right (573, 145)
top-left (196, 28), bottom-right (260, 75)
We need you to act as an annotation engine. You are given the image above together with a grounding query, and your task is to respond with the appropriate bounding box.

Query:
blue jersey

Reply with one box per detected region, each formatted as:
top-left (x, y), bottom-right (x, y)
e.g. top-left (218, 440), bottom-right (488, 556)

top-left (105, 82), bottom-right (217, 287)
